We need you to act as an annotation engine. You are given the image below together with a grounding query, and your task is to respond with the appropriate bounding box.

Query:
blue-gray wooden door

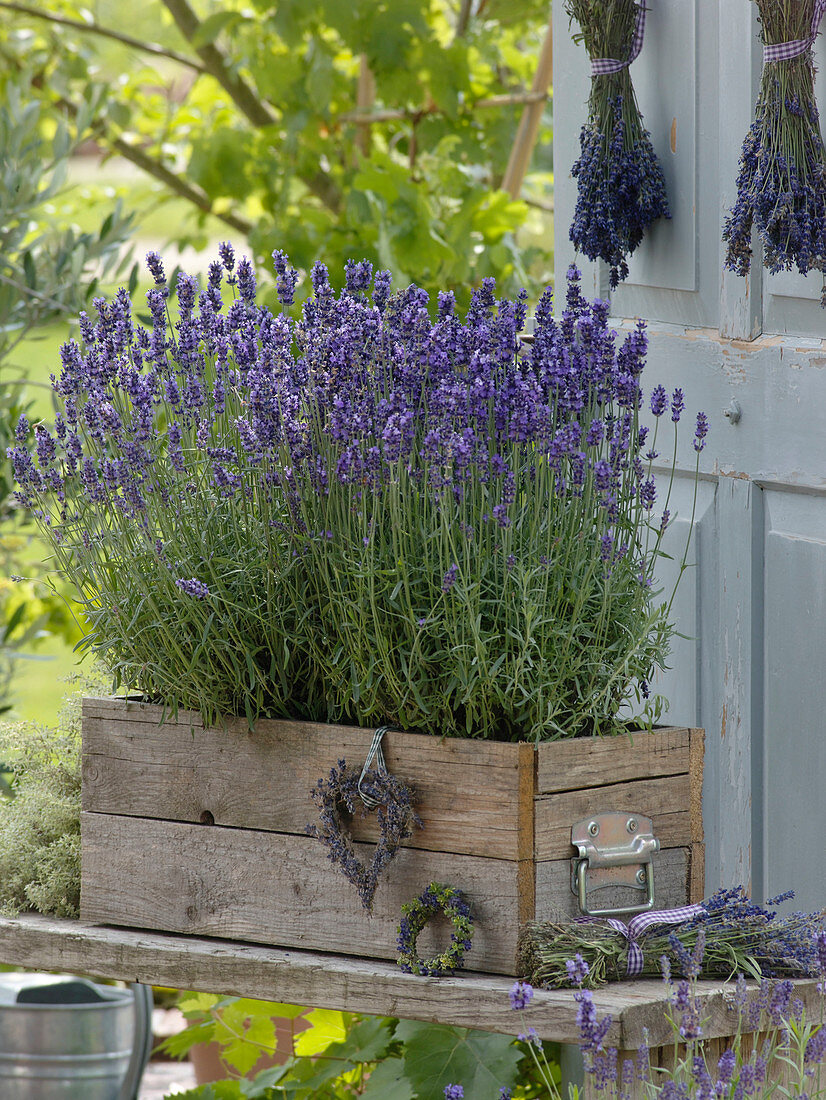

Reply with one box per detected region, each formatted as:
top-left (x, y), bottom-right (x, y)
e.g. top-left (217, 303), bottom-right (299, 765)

top-left (552, 0), bottom-right (826, 908)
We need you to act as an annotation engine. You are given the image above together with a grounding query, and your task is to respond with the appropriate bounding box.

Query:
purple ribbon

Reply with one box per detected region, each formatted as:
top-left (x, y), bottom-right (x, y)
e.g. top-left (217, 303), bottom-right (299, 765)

top-left (764, 0), bottom-right (826, 63)
top-left (590, 3), bottom-right (647, 77)
top-left (576, 903), bottom-right (705, 977)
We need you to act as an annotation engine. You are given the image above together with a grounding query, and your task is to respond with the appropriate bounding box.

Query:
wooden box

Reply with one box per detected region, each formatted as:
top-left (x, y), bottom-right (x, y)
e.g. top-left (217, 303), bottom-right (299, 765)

top-left (80, 697), bottom-right (704, 976)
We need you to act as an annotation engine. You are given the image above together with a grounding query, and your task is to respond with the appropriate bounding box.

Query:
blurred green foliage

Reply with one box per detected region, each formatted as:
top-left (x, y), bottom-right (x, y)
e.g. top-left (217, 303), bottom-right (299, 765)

top-left (162, 991), bottom-right (560, 1098)
top-left (1, 0), bottom-right (553, 304)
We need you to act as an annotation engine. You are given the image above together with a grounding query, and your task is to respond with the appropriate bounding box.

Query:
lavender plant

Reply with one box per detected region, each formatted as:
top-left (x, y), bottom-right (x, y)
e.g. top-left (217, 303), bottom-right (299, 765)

top-left (519, 887), bottom-right (825, 990)
top-left (723, 1), bottom-right (826, 305)
top-left (8, 250), bottom-right (704, 740)
top-left (567, 0), bottom-right (671, 289)
top-left (503, 937), bottom-right (826, 1100)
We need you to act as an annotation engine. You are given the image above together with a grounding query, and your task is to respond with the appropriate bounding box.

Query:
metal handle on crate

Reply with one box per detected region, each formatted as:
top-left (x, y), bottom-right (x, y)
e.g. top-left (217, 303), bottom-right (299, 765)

top-left (571, 812), bottom-right (659, 917)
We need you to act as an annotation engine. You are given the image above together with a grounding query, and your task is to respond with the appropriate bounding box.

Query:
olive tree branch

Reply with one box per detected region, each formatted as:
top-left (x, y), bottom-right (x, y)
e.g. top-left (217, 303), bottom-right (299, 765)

top-left (160, 0), bottom-right (342, 214)
top-left (0, 1), bottom-right (207, 73)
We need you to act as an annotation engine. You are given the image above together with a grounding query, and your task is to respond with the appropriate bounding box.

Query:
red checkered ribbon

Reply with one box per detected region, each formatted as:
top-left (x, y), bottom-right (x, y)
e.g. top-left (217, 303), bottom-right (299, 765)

top-left (576, 903), bottom-right (705, 977)
top-left (764, 0), bottom-right (826, 63)
top-left (590, 2), bottom-right (647, 77)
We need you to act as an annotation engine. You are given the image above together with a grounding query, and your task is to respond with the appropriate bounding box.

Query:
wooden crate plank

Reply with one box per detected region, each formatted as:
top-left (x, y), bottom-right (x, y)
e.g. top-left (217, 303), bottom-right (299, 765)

top-left (689, 728), bottom-right (705, 845)
top-left (82, 699), bottom-right (524, 861)
top-left (535, 728), bottom-right (691, 794)
top-left (80, 812), bottom-right (521, 975)
top-left (689, 842), bottom-right (705, 902)
top-left (534, 774), bottom-right (692, 860)
top-left (535, 847), bottom-right (690, 921)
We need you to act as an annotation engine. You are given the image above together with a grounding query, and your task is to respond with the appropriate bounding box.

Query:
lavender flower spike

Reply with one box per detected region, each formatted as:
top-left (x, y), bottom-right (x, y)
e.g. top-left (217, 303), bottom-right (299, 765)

top-left (509, 980), bottom-right (534, 1010)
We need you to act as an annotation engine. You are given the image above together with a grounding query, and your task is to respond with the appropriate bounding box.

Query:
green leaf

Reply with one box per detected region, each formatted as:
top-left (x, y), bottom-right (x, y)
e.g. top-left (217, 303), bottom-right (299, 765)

top-left (360, 1056), bottom-right (415, 1099)
top-left (158, 1019), bottom-right (217, 1060)
top-left (192, 11), bottom-right (245, 48)
top-left (395, 1020), bottom-right (521, 1100)
top-left (293, 1007), bottom-right (347, 1056)
top-left (169, 1085), bottom-right (244, 1100)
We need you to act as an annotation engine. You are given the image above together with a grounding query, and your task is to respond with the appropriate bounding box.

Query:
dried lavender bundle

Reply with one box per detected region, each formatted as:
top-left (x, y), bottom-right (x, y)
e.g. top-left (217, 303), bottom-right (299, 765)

top-left (723, 0), bottom-right (826, 306)
top-left (519, 887), bottom-right (826, 989)
top-left (566, 0), bottom-right (671, 289)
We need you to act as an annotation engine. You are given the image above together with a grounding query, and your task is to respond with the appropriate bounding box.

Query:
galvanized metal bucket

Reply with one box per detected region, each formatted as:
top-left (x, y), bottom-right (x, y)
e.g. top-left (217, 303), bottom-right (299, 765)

top-left (0, 972), bottom-right (146, 1099)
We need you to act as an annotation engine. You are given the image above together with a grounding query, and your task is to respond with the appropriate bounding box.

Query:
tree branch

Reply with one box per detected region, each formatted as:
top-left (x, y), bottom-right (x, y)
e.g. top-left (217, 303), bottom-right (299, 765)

top-left (455, 0), bottom-right (474, 39)
top-left (0, 1), bottom-right (206, 73)
top-left (109, 137), bottom-right (254, 236)
top-left (160, 0), bottom-right (342, 213)
top-left (160, 0), bottom-right (276, 128)
top-left (501, 13), bottom-right (554, 199)
top-left (48, 92), bottom-right (254, 237)
top-left (340, 90), bottom-right (547, 125)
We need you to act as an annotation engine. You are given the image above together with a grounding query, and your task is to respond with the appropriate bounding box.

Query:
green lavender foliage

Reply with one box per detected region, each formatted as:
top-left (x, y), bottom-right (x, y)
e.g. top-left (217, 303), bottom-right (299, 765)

top-left (0, 675), bottom-right (105, 917)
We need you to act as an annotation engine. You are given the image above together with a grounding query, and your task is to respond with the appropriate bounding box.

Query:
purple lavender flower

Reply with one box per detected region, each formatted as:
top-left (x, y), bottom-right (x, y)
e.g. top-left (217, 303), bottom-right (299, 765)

top-left (272, 250), bottom-right (299, 307)
top-left (671, 388), bottom-right (685, 424)
top-left (372, 270), bottom-right (392, 312)
top-left (509, 980), bottom-right (534, 1010)
top-left (218, 241), bottom-right (235, 273)
top-left (145, 251), bottom-right (166, 286)
top-left (498, 1090), bottom-right (512, 1100)
top-left (693, 411), bottom-right (709, 452)
top-left (444, 1086), bottom-right (464, 1099)
top-left (566, 953), bottom-right (590, 986)
top-left (575, 988), bottom-right (613, 1053)
top-left (345, 258), bottom-right (372, 295)
top-left (175, 578), bottom-right (210, 599)
top-left (569, 89), bottom-right (670, 289)
top-left (442, 563), bottom-right (459, 592)
top-left (650, 385), bottom-right (668, 417)
top-left (237, 257), bottom-right (256, 305)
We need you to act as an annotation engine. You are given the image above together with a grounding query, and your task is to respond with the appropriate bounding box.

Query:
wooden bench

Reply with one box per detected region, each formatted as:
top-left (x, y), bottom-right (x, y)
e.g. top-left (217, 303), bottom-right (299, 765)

top-left (0, 915), bottom-right (820, 1096)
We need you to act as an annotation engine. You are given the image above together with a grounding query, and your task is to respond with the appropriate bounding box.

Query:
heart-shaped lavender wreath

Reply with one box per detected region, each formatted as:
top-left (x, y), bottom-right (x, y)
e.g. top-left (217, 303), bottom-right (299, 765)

top-left (307, 758), bottom-right (421, 913)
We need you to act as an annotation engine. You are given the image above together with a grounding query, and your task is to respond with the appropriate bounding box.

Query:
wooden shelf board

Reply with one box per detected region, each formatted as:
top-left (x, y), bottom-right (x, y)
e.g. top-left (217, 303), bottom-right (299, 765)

top-left (0, 916), bottom-right (818, 1050)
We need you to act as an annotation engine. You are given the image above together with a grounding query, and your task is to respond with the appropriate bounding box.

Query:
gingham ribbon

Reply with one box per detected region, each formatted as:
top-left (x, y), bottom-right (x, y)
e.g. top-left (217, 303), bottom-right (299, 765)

top-left (590, 2), bottom-right (647, 77)
top-left (576, 903), bottom-right (705, 977)
top-left (357, 726), bottom-right (389, 809)
top-left (764, 0), bottom-right (826, 63)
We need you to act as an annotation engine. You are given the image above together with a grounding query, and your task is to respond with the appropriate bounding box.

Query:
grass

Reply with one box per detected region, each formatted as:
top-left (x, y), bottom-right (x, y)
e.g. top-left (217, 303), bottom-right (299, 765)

top-left (7, 636), bottom-right (85, 725)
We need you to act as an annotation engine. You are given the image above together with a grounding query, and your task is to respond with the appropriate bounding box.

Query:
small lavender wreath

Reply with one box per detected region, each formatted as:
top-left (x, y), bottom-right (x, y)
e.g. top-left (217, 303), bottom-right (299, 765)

top-left (307, 759), bottom-right (421, 913)
top-left (397, 882), bottom-right (474, 977)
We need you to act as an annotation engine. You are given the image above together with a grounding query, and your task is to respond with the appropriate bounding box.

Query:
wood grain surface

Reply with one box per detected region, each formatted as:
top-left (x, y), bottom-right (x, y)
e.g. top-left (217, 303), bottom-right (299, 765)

top-left (80, 811), bottom-right (523, 975)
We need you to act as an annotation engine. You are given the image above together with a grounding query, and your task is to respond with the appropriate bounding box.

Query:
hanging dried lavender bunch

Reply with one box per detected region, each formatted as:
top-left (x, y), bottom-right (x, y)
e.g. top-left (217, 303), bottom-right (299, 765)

top-left (566, 0), bottom-right (671, 289)
top-left (723, 1), bottom-right (826, 306)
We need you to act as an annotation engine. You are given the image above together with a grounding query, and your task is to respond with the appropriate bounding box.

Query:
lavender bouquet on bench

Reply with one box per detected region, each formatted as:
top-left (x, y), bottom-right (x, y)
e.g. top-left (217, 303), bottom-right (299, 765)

top-left (519, 886), bottom-right (825, 989)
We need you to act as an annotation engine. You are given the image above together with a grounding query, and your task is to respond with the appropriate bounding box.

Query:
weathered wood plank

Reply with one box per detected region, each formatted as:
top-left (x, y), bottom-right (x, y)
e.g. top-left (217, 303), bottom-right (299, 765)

top-left (80, 812), bottom-right (522, 975)
top-left (82, 698), bottom-right (525, 861)
top-left (0, 916), bottom-right (816, 1055)
top-left (534, 774), bottom-right (693, 859)
top-left (535, 847), bottom-right (690, 920)
top-left (535, 728), bottom-right (691, 795)
top-left (0, 914), bottom-right (623, 1043)
top-left (689, 728), bottom-right (705, 847)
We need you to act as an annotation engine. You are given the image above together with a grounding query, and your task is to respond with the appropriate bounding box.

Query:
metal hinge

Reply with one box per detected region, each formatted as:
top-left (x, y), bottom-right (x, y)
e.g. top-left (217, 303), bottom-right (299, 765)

top-left (571, 812), bottom-right (660, 917)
